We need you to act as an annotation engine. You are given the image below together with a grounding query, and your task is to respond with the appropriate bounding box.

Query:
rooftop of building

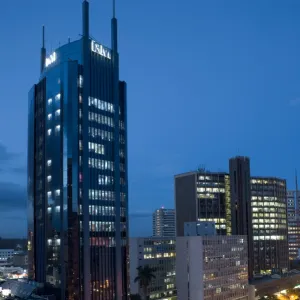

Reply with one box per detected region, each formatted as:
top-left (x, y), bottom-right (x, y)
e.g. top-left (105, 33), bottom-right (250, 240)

top-left (0, 240), bottom-right (26, 251)
top-left (174, 170), bottom-right (229, 178)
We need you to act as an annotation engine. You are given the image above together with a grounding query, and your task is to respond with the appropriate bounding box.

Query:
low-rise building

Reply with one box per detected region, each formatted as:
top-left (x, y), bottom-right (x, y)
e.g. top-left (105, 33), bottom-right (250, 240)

top-left (176, 228), bottom-right (249, 300)
top-left (0, 249), bottom-right (14, 262)
top-left (130, 237), bottom-right (176, 300)
top-left (12, 252), bottom-right (28, 268)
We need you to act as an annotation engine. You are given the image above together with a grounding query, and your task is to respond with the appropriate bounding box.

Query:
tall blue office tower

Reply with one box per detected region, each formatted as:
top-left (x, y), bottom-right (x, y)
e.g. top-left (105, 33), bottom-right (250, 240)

top-left (27, 1), bottom-right (128, 299)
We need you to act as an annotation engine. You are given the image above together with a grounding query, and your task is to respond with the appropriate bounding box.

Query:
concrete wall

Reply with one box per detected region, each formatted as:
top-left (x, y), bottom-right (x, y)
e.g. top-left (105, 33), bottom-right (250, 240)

top-left (175, 173), bottom-right (197, 236)
top-left (176, 237), bottom-right (204, 300)
top-left (129, 238), bottom-right (139, 295)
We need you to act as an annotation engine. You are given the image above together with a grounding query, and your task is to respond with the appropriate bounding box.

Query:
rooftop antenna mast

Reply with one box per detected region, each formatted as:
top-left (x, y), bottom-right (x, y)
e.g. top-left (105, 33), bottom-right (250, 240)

top-left (296, 169), bottom-right (299, 212)
top-left (40, 25), bottom-right (46, 73)
top-left (111, 0), bottom-right (118, 51)
top-left (113, 0), bottom-right (116, 18)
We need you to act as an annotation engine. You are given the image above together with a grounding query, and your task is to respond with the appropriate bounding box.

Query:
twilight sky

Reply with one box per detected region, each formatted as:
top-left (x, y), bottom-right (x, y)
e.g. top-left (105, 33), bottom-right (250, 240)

top-left (1, 0), bottom-right (300, 237)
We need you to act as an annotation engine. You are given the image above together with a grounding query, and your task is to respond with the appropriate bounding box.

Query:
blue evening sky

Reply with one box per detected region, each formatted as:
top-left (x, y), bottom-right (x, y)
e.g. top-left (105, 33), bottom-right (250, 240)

top-left (0, 0), bottom-right (300, 237)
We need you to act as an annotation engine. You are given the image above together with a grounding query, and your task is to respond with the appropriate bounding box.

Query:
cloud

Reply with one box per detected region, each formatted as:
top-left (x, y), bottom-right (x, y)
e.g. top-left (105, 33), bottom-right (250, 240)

top-left (10, 166), bottom-right (27, 173)
top-left (130, 211), bottom-right (152, 218)
top-left (0, 142), bottom-right (18, 161)
top-left (0, 182), bottom-right (26, 212)
top-left (289, 98), bottom-right (300, 107)
top-left (0, 142), bottom-right (26, 179)
top-left (0, 181), bottom-right (27, 238)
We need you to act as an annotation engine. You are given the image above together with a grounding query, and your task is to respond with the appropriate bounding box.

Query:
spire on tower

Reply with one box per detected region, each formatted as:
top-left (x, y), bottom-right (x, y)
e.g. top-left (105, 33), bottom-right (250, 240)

top-left (82, 0), bottom-right (89, 38)
top-left (111, 0), bottom-right (118, 51)
top-left (42, 25), bottom-right (45, 48)
top-left (113, 0), bottom-right (116, 18)
top-left (296, 169), bottom-right (298, 193)
top-left (40, 25), bottom-right (46, 73)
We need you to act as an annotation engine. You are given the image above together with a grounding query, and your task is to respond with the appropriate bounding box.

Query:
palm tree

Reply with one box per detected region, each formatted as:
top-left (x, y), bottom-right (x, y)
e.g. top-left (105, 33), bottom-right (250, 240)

top-left (134, 265), bottom-right (156, 300)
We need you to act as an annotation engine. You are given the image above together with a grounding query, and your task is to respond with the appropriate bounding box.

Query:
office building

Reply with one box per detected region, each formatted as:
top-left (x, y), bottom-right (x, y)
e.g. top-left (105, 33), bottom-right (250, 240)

top-left (129, 237), bottom-right (176, 300)
top-left (287, 189), bottom-right (300, 260)
top-left (184, 221), bottom-right (216, 236)
top-left (0, 249), bottom-right (14, 262)
top-left (175, 170), bottom-right (231, 236)
top-left (176, 233), bottom-right (249, 300)
top-left (27, 1), bottom-right (128, 299)
top-left (13, 252), bottom-right (28, 269)
top-left (153, 208), bottom-right (175, 237)
top-left (251, 177), bottom-right (288, 275)
top-left (229, 156), bottom-right (253, 279)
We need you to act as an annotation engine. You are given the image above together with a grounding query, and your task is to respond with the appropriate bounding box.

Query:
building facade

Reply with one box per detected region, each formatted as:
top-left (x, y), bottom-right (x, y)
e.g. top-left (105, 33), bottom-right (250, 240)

top-left (175, 171), bottom-right (231, 236)
top-left (152, 208), bottom-right (175, 237)
top-left (27, 1), bottom-right (128, 299)
top-left (229, 156), bottom-right (254, 279)
top-left (0, 249), bottom-right (14, 262)
top-left (184, 221), bottom-right (216, 236)
top-left (129, 237), bottom-right (176, 300)
top-left (287, 190), bottom-right (300, 260)
top-left (176, 235), bottom-right (249, 300)
top-left (13, 252), bottom-right (28, 268)
top-left (251, 177), bottom-right (288, 275)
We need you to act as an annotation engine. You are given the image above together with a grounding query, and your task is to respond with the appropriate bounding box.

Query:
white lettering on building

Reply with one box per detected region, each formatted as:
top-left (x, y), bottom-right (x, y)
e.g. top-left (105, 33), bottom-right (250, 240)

top-left (45, 52), bottom-right (57, 68)
top-left (91, 40), bottom-right (111, 60)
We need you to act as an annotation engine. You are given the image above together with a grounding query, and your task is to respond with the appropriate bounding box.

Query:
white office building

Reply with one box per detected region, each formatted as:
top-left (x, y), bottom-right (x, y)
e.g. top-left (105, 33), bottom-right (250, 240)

top-left (0, 249), bottom-right (14, 262)
top-left (176, 233), bottom-right (249, 300)
top-left (153, 208), bottom-right (176, 237)
top-left (130, 237), bottom-right (176, 300)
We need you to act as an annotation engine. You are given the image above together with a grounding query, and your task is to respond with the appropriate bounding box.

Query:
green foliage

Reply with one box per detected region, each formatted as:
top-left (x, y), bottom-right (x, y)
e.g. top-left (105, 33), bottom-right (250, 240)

top-left (134, 265), bottom-right (156, 300)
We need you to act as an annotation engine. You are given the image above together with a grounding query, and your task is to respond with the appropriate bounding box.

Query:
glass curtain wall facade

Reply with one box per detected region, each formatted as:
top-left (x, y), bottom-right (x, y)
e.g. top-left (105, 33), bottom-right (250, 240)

top-left (251, 177), bottom-right (288, 275)
top-left (27, 2), bottom-right (128, 300)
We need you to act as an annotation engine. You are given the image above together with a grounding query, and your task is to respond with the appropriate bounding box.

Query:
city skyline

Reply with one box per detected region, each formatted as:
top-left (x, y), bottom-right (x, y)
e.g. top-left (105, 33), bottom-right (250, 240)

top-left (2, 0), bottom-right (300, 238)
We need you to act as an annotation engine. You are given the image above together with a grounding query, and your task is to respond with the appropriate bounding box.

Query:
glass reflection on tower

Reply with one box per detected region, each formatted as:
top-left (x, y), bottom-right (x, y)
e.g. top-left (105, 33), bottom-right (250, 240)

top-left (27, 1), bottom-right (128, 299)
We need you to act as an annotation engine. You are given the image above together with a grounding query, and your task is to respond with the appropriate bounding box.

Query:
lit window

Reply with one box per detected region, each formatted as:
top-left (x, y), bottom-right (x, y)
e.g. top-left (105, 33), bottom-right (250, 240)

top-left (78, 75), bottom-right (83, 88)
top-left (48, 98), bottom-right (52, 105)
top-left (55, 206), bottom-right (60, 212)
top-left (47, 176), bottom-right (52, 182)
top-left (47, 129), bottom-right (52, 136)
top-left (88, 142), bottom-right (104, 154)
top-left (47, 191), bottom-right (52, 198)
top-left (47, 160), bottom-right (52, 167)
top-left (55, 189), bottom-right (60, 196)
top-left (55, 93), bottom-right (61, 101)
top-left (55, 125), bottom-right (60, 132)
top-left (55, 109), bottom-right (61, 117)
top-left (48, 114), bottom-right (52, 120)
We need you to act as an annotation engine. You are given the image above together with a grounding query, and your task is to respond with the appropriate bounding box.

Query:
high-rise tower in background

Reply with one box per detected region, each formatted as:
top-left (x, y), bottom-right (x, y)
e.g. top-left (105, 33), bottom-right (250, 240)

top-left (251, 177), bottom-right (288, 275)
top-left (175, 159), bottom-right (289, 278)
top-left (287, 190), bottom-right (300, 260)
top-left (152, 208), bottom-right (175, 237)
top-left (229, 156), bottom-right (253, 279)
top-left (175, 171), bottom-right (231, 236)
top-left (27, 1), bottom-right (128, 299)
top-left (287, 173), bottom-right (300, 260)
